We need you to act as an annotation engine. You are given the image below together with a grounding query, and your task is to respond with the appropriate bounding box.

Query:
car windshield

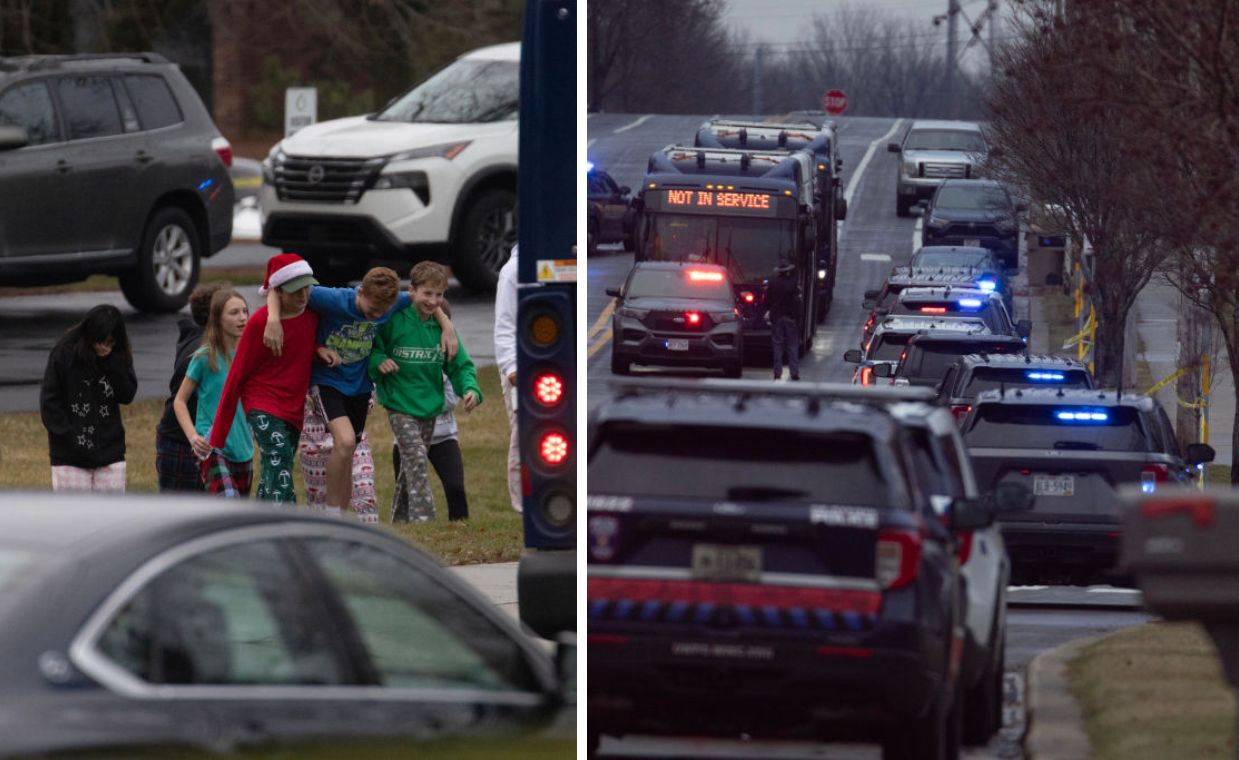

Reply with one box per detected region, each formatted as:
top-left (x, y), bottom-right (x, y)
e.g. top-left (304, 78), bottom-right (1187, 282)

top-left (590, 423), bottom-right (900, 507)
top-left (644, 214), bottom-right (795, 284)
top-left (904, 129), bottom-right (987, 152)
top-left (869, 332), bottom-right (912, 361)
top-left (934, 185), bottom-right (1011, 211)
top-left (376, 58), bottom-right (519, 124)
top-left (911, 249), bottom-right (993, 269)
top-left (904, 340), bottom-right (1023, 381)
top-left (962, 367), bottom-right (1092, 398)
top-left (964, 404), bottom-right (1151, 451)
top-left (626, 268), bottom-right (732, 301)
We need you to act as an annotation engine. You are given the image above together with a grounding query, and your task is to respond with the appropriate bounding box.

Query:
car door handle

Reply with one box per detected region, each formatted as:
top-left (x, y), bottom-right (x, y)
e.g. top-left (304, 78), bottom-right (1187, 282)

top-left (136, 151), bottom-right (154, 164)
top-left (55, 160), bottom-right (71, 174)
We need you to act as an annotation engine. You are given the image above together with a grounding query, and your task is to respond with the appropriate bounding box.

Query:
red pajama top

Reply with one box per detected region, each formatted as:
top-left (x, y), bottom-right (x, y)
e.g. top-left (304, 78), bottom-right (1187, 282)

top-left (209, 306), bottom-right (319, 448)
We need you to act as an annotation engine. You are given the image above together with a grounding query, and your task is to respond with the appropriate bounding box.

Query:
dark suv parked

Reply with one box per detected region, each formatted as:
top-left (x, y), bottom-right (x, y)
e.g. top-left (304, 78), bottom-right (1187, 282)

top-left (0, 53), bottom-right (234, 312)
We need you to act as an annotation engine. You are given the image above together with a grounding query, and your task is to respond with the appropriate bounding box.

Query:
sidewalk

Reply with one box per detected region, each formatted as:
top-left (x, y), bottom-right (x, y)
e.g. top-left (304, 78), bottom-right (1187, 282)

top-left (451, 561), bottom-right (519, 620)
top-left (1134, 279), bottom-right (1233, 468)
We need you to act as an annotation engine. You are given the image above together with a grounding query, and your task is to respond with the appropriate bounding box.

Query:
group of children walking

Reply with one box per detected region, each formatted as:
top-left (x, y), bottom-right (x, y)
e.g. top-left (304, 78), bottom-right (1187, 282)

top-left (40, 253), bottom-right (482, 523)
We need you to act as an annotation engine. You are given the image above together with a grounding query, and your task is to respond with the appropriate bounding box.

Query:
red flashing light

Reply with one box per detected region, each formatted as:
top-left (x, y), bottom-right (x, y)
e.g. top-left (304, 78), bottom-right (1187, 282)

top-left (920, 306), bottom-right (947, 314)
top-left (741, 291), bottom-right (756, 304)
top-left (957, 530), bottom-right (975, 564)
top-left (685, 311), bottom-right (701, 325)
top-left (950, 404), bottom-right (972, 422)
top-left (860, 366), bottom-right (873, 386)
top-left (1141, 496), bottom-right (1215, 527)
top-left (534, 373), bottom-right (564, 406)
top-left (539, 432), bottom-right (569, 465)
top-left (688, 270), bottom-right (724, 283)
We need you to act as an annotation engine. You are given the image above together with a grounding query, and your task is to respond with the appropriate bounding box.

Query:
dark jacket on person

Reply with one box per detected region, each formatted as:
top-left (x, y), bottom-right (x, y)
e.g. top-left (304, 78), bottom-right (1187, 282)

top-left (40, 342), bottom-right (139, 468)
top-left (155, 316), bottom-right (204, 442)
top-left (766, 272), bottom-right (803, 322)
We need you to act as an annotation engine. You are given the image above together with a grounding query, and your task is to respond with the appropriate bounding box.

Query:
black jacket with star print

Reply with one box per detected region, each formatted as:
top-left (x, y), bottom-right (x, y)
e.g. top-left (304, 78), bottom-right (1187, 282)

top-left (40, 342), bottom-right (139, 468)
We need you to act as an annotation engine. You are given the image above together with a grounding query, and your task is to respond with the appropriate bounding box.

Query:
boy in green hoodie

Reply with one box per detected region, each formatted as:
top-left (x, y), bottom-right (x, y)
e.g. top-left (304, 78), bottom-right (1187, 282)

top-left (370, 262), bottom-right (482, 522)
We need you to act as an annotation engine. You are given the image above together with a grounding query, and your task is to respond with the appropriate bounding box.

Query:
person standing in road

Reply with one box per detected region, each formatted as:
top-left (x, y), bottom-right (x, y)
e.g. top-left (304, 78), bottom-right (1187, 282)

top-left (371, 262), bottom-right (482, 522)
top-left (154, 282), bottom-right (226, 492)
top-left (40, 305), bottom-right (139, 492)
top-left (767, 262), bottom-right (802, 381)
top-left (209, 253), bottom-right (324, 504)
top-left (173, 289), bottom-right (254, 496)
top-left (493, 244), bottom-right (522, 513)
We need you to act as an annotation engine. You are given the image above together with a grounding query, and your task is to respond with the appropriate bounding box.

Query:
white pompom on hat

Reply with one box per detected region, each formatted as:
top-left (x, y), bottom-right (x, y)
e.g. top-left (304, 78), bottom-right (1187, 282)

top-left (259, 253), bottom-right (318, 295)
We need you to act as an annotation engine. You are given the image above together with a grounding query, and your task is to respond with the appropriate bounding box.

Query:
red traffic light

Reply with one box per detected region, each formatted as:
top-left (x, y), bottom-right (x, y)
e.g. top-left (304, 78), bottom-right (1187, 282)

top-left (534, 372), bottom-right (565, 406)
top-left (539, 432), bottom-right (569, 465)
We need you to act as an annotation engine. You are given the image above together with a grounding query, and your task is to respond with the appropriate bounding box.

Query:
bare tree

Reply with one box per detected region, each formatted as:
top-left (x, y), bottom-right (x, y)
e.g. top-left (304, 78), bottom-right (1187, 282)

top-left (986, 2), bottom-right (1163, 388)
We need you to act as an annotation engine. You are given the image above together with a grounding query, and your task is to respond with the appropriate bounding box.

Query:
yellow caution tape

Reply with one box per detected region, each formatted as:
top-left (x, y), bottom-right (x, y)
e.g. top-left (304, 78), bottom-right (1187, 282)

top-left (1061, 309), bottom-right (1096, 350)
top-left (233, 176), bottom-right (262, 189)
top-left (1177, 398), bottom-right (1208, 410)
top-left (1144, 365), bottom-right (1191, 396)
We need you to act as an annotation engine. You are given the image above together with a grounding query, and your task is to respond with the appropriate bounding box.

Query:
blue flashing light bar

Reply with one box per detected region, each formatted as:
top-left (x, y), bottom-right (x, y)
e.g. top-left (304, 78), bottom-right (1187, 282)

top-left (976, 279), bottom-right (997, 293)
top-left (1055, 409), bottom-right (1109, 422)
top-left (1027, 371), bottom-right (1066, 381)
top-left (1141, 480), bottom-right (1157, 494)
top-left (197, 178), bottom-right (214, 191)
top-left (958, 298), bottom-right (983, 309)
top-left (586, 160), bottom-right (595, 172)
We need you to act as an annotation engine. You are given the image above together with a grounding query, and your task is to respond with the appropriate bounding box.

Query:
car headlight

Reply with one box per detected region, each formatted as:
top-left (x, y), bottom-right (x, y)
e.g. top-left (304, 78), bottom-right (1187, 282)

top-left (709, 309), bottom-right (738, 323)
top-left (617, 307), bottom-right (649, 319)
top-left (373, 171), bottom-right (430, 204)
top-left (388, 142), bottom-right (472, 162)
top-left (903, 160), bottom-right (917, 176)
top-left (927, 215), bottom-right (947, 228)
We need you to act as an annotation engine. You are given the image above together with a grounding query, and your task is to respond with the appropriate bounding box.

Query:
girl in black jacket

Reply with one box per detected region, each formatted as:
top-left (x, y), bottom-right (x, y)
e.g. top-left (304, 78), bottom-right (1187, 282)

top-left (40, 305), bottom-right (138, 491)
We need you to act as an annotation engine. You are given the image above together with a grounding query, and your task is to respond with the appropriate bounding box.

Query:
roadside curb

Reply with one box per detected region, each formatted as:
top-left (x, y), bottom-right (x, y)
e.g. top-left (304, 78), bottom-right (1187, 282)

top-left (1025, 632), bottom-right (1103, 760)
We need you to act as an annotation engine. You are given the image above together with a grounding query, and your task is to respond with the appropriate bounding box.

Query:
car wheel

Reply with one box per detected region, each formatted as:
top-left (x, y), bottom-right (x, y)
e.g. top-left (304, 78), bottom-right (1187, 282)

top-left (622, 232), bottom-right (636, 252)
top-left (610, 352), bottom-right (630, 376)
top-left (896, 196), bottom-right (912, 218)
top-left (883, 660), bottom-right (962, 760)
top-left (964, 629), bottom-right (1005, 744)
top-left (454, 187), bottom-right (517, 293)
top-left (119, 207), bottom-right (200, 313)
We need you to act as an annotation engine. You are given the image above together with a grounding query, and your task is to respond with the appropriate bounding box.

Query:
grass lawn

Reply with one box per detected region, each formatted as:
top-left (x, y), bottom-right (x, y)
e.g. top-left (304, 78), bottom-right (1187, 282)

top-left (0, 266), bottom-right (265, 297)
top-left (0, 366), bottom-right (522, 565)
top-left (1068, 621), bottom-right (1237, 759)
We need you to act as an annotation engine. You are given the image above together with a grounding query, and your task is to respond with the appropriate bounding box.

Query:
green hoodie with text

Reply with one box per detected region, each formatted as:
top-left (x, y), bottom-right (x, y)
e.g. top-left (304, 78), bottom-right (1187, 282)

top-left (368, 307), bottom-right (482, 418)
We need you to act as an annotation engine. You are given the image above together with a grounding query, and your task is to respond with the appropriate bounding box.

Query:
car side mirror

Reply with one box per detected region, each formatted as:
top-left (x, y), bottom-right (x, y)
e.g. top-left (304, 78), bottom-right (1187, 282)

top-left (843, 349), bottom-right (862, 364)
top-left (872, 363), bottom-right (894, 378)
top-left (991, 482), bottom-right (1035, 513)
top-left (911, 203), bottom-right (926, 217)
top-left (887, 142), bottom-right (901, 153)
top-left (1187, 443), bottom-right (1216, 466)
top-left (1017, 319), bottom-right (1032, 338)
top-left (951, 497), bottom-right (995, 531)
top-left (0, 126), bottom-right (28, 152)
top-left (555, 631), bottom-right (577, 706)
top-left (605, 287), bottom-right (621, 298)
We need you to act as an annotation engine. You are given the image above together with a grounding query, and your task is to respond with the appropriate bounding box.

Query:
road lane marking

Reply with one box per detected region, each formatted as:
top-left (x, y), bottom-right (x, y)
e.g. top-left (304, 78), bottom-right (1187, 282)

top-left (588, 299), bottom-right (616, 339)
top-left (859, 253), bottom-right (891, 262)
top-left (912, 217), bottom-right (922, 256)
top-left (613, 115), bottom-right (653, 134)
top-left (843, 118), bottom-right (903, 207)
top-left (588, 328), bottom-right (613, 358)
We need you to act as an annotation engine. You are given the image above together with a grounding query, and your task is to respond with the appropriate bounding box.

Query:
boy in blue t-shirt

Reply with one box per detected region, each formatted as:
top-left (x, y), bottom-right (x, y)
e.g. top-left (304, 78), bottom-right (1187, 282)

top-left (263, 266), bottom-right (456, 518)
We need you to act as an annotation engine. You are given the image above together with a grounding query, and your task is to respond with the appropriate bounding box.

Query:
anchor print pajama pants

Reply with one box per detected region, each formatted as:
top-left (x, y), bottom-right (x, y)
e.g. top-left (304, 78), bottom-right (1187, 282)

top-left (247, 411), bottom-right (301, 505)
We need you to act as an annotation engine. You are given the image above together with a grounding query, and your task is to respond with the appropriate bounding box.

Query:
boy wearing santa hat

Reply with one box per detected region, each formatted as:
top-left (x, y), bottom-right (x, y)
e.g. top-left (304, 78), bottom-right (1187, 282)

top-left (208, 253), bottom-right (329, 503)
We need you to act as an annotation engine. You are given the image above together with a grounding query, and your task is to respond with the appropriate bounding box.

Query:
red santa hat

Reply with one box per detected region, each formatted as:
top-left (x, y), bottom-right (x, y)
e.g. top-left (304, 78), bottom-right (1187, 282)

top-left (259, 253), bottom-right (317, 296)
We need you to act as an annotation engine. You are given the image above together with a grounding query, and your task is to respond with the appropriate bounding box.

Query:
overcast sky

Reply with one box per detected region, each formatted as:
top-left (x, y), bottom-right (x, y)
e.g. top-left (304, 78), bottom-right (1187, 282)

top-left (723, 0), bottom-right (1007, 69)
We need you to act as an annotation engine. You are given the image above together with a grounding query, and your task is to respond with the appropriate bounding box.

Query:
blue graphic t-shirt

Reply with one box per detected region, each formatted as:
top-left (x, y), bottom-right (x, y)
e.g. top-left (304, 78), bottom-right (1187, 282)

top-left (310, 286), bottom-right (411, 395)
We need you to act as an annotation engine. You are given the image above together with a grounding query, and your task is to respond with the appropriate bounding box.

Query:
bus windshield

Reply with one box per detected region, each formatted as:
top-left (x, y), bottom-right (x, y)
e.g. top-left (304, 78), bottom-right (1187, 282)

top-left (643, 214), bottom-right (795, 284)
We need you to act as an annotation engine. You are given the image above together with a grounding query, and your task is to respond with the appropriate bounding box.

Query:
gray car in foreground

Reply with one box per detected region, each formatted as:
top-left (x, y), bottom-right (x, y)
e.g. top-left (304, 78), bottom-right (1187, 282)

top-left (0, 493), bottom-right (572, 756)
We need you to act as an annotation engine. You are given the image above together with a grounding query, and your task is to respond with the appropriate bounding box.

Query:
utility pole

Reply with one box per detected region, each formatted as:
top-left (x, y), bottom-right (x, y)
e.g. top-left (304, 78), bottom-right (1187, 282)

top-left (988, 0), bottom-right (998, 86)
top-left (753, 44), bottom-right (765, 116)
top-left (945, 0), bottom-right (959, 117)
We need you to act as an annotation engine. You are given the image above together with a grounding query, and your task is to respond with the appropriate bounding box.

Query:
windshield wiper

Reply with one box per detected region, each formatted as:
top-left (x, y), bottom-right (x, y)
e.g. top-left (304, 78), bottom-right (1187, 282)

top-left (725, 486), bottom-right (809, 502)
top-left (1052, 440), bottom-right (1101, 451)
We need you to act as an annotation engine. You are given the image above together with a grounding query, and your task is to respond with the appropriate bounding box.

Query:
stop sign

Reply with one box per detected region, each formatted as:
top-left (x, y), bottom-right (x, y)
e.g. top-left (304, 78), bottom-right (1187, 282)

top-left (822, 89), bottom-right (848, 116)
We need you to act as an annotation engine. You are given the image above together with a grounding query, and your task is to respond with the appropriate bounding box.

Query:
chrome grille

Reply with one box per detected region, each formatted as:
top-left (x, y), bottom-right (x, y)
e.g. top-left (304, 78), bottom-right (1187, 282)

top-left (272, 154), bottom-right (386, 203)
top-left (921, 162), bottom-right (968, 179)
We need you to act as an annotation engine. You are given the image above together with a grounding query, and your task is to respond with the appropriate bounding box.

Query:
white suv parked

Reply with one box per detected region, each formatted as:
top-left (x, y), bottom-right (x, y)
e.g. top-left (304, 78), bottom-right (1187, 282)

top-left (260, 42), bottom-right (518, 291)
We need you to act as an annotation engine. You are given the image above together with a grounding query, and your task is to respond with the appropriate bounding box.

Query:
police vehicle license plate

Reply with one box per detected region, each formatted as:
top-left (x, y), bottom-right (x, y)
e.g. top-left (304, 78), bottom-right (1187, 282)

top-left (665, 338), bottom-right (689, 351)
top-left (964, 238), bottom-right (981, 247)
top-left (1034, 474), bottom-right (1074, 497)
top-left (692, 544), bottom-right (761, 582)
